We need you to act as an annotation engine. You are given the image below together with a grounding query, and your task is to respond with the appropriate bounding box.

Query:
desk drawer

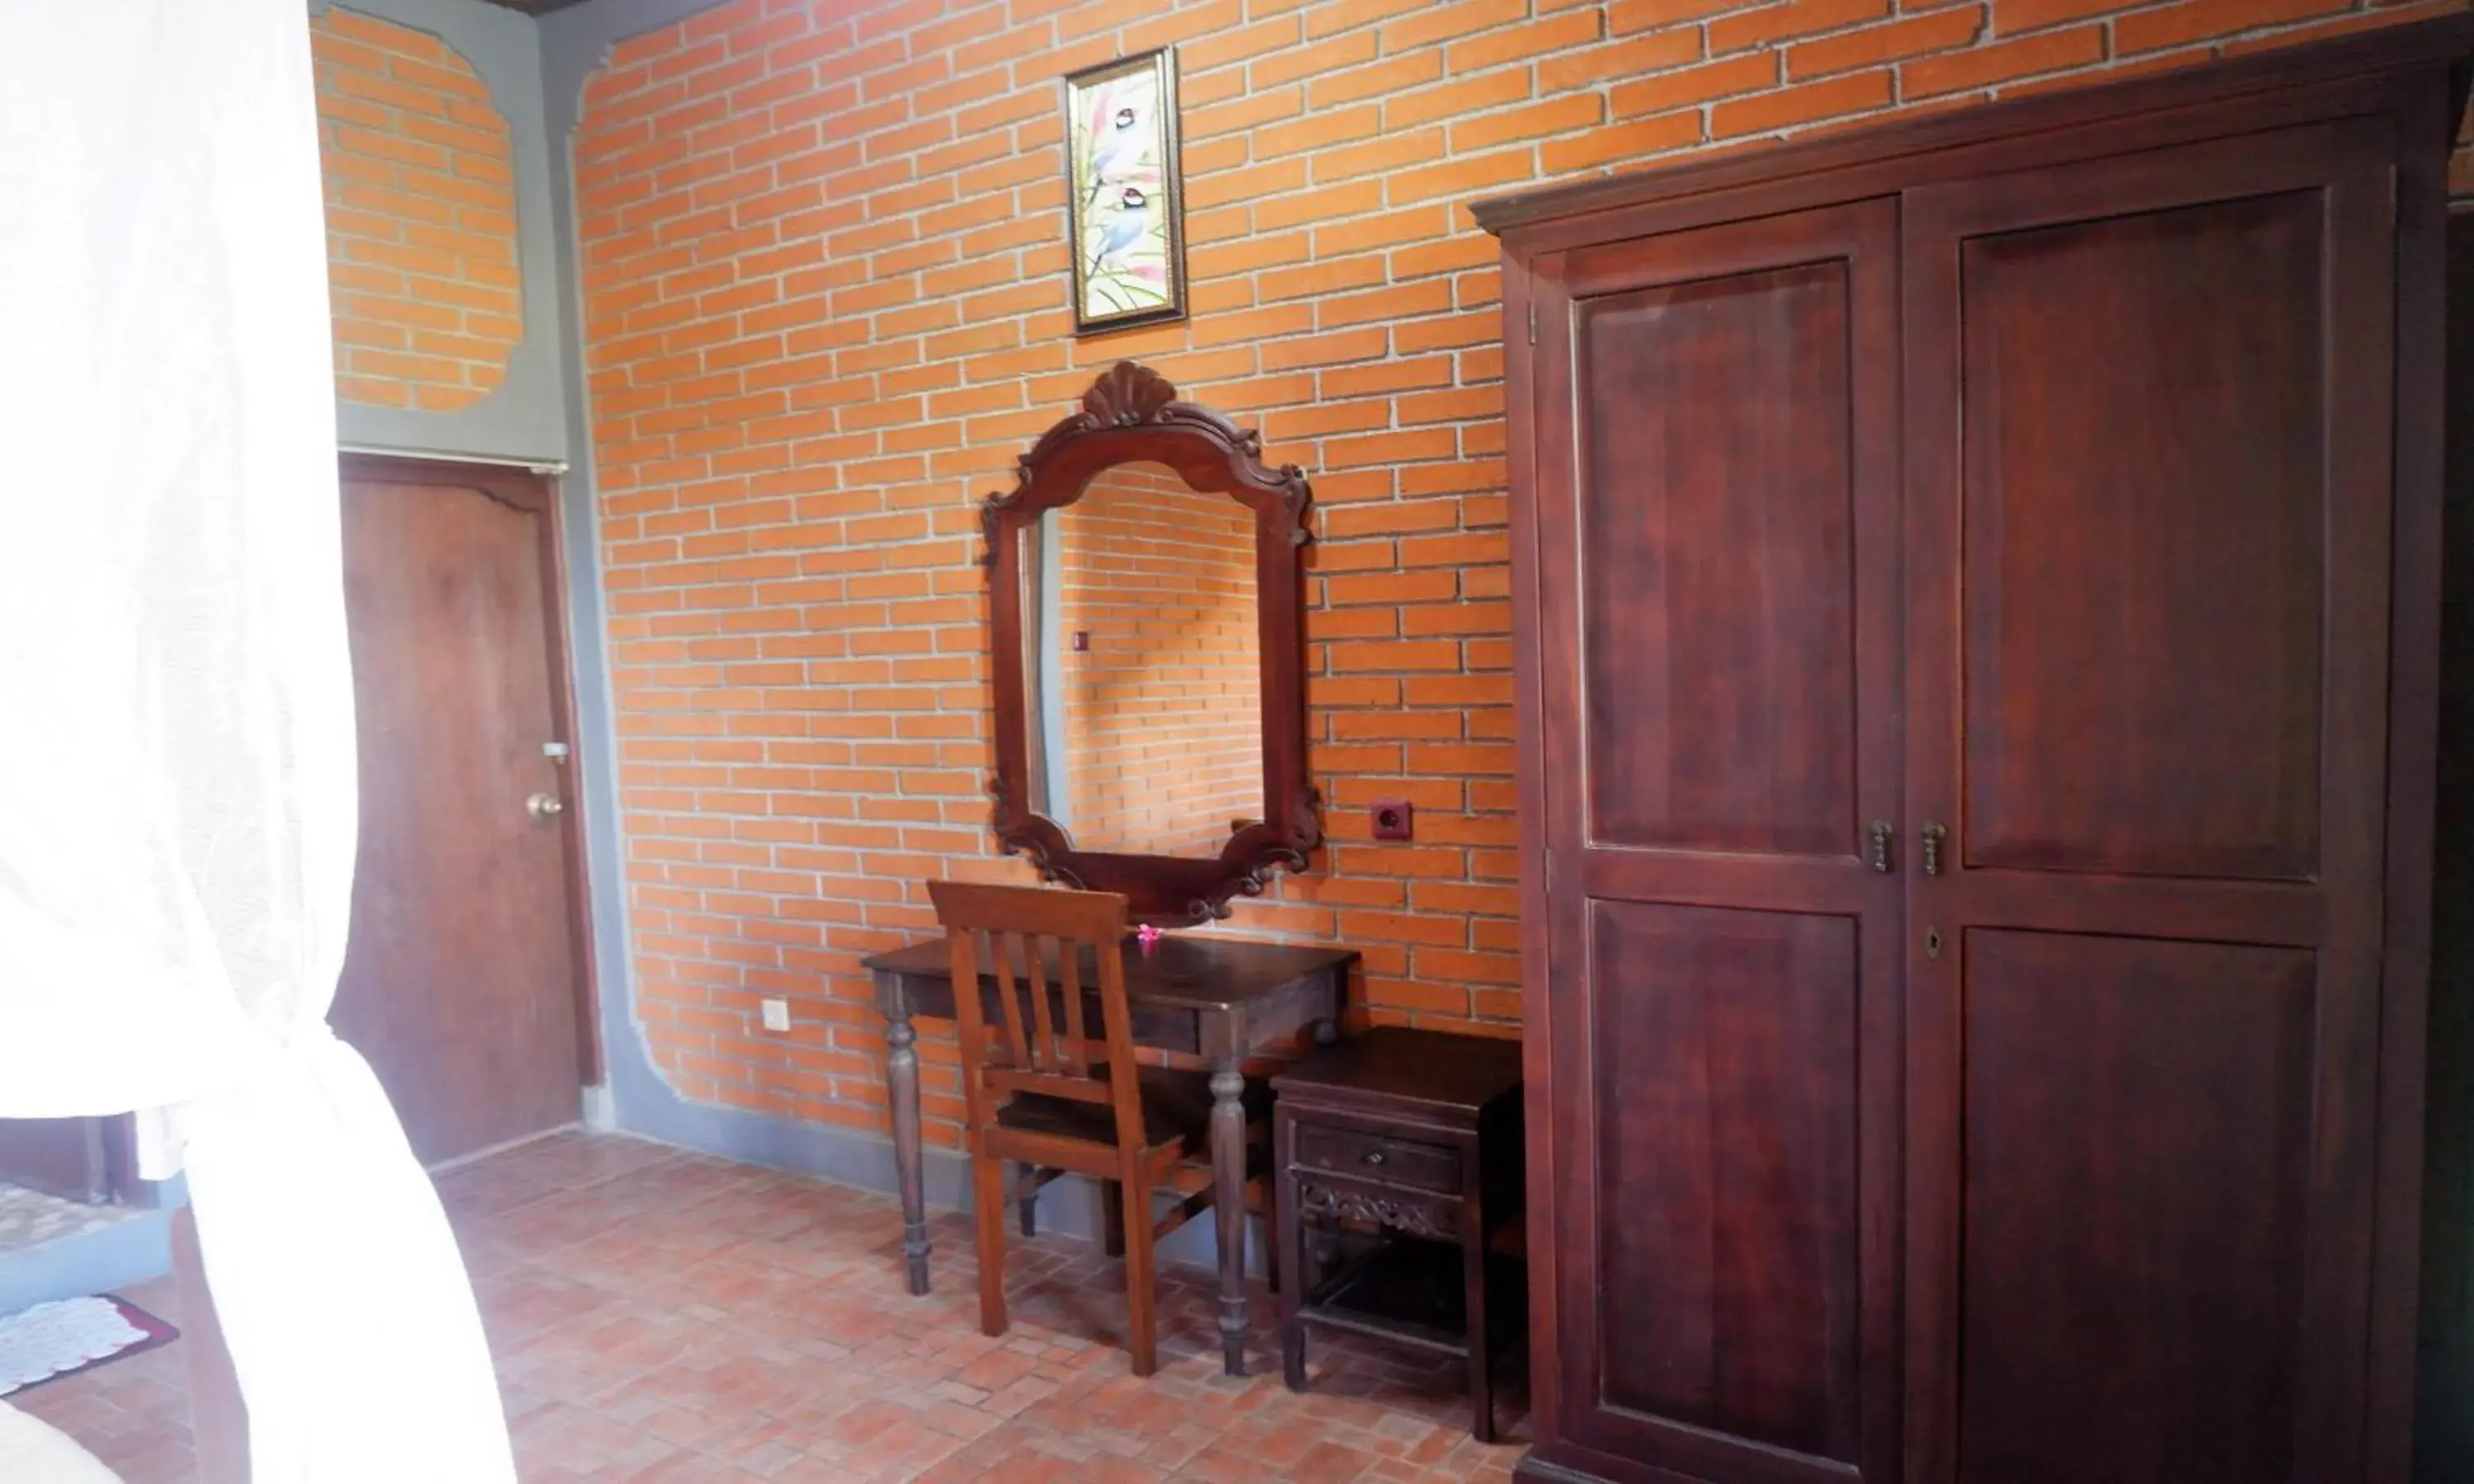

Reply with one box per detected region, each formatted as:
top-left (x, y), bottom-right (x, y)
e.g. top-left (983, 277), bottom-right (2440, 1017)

top-left (1293, 1122), bottom-right (1460, 1195)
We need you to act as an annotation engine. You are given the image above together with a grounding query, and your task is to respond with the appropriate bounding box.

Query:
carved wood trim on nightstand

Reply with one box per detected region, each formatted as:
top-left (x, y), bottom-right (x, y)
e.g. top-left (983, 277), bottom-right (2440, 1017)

top-left (1294, 1178), bottom-right (1456, 1240)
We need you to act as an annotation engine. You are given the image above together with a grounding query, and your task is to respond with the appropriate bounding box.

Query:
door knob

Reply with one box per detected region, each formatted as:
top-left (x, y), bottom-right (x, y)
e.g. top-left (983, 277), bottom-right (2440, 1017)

top-left (526, 791), bottom-right (565, 820)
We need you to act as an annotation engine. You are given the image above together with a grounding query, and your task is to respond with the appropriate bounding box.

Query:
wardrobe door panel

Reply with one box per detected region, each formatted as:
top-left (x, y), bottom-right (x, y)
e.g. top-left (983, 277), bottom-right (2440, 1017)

top-left (1902, 120), bottom-right (2398, 1484)
top-left (1592, 901), bottom-right (1859, 1461)
top-left (1578, 261), bottom-right (1857, 859)
top-left (1958, 930), bottom-right (2317, 1484)
top-left (1531, 199), bottom-right (1903, 1484)
top-left (1958, 192), bottom-right (2326, 882)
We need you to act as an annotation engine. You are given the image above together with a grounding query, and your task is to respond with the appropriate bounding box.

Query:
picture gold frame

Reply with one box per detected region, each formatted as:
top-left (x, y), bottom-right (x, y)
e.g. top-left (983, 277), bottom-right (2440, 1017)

top-left (1061, 46), bottom-right (1187, 336)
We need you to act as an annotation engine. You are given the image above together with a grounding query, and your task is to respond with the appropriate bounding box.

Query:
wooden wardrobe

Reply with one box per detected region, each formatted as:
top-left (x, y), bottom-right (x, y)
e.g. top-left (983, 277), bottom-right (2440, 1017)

top-left (1478, 21), bottom-right (2469, 1484)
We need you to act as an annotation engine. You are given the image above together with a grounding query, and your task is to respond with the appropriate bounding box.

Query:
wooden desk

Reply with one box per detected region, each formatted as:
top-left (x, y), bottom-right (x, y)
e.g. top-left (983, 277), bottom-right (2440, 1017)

top-left (864, 932), bottom-right (1358, 1376)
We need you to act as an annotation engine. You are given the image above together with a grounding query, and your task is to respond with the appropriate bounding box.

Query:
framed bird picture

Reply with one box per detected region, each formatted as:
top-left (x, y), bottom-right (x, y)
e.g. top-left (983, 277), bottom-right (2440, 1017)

top-left (1061, 47), bottom-right (1186, 336)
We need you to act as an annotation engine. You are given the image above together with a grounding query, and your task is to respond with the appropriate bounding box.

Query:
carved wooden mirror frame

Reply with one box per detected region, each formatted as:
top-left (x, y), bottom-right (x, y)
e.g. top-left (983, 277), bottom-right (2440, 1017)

top-left (981, 362), bottom-right (1319, 924)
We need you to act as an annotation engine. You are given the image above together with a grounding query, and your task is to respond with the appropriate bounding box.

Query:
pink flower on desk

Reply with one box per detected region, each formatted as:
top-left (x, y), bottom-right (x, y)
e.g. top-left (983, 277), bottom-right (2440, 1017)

top-left (1136, 924), bottom-right (1162, 952)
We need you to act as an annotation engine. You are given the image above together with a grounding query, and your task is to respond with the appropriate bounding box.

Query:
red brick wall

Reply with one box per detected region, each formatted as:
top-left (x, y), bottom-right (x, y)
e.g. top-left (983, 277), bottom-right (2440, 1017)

top-left (575, 0), bottom-right (2471, 1139)
top-left (1053, 464), bottom-right (1263, 860)
top-left (313, 7), bottom-right (523, 411)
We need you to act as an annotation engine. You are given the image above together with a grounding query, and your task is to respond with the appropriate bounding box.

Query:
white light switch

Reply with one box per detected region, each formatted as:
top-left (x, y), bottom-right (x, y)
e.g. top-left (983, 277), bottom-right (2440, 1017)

top-left (760, 998), bottom-right (790, 1032)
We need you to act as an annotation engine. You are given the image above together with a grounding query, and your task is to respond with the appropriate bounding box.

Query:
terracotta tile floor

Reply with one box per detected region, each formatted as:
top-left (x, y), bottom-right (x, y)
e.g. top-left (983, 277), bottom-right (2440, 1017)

top-left (16, 1132), bottom-right (1526, 1481)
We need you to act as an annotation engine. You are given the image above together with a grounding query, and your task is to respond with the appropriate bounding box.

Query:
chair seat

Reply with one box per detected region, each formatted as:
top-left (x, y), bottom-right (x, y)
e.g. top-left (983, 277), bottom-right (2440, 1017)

top-left (995, 1064), bottom-right (1272, 1152)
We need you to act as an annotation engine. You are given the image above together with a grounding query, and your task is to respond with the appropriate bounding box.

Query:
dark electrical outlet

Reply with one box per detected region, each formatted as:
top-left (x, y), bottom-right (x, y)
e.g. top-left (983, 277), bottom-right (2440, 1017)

top-left (1071, 631), bottom-right (1089, 651)
top-left (1369, 797), bottom-right (1413, 842)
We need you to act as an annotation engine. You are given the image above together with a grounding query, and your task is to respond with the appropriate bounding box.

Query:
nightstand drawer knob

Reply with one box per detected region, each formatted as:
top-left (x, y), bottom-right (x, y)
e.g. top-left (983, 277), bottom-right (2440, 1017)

top-left (1291, 1125), bottom-right (1460, 1194)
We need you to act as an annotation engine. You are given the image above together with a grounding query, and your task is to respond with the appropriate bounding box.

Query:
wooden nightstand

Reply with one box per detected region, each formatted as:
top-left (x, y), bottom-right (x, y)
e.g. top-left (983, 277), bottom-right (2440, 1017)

top-left (1272, 1027), bottom-right (1526, 1441)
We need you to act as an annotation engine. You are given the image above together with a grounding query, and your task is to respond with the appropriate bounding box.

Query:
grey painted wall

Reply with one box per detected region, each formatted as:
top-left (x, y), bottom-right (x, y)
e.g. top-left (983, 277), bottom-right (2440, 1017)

top-left (311, 0), bottom-right (570, 463)
top-left (0, 1210), bottom-right (168, 1318)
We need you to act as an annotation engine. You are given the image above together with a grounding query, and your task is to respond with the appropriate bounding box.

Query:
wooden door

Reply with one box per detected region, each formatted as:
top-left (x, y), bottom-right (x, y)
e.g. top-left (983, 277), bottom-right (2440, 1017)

top-left (1900, 120), bottom-right (2400, 1484)
top-left (1525, 200), bottom-right (1904, 1484)
top-left (0, 1116), bottom-right (130, 1203)
top-left (332, 457), bottom-right (588, 1167)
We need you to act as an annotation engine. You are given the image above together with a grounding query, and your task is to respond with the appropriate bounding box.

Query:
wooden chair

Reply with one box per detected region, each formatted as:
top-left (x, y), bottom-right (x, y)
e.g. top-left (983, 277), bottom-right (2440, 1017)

top-left (926, 879), bottom-right (1270, 1376)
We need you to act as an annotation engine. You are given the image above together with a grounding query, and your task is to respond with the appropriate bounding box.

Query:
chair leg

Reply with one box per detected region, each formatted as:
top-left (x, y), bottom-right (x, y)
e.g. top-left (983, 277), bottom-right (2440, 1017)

top-left (972, 1148), bottom-right (1009, 1339)
top-left (1016, 1162), bottom-right (1038, 1238)
top-left (1101, 1178), bottom-right (1126, 1257)
top-left (1119, 1164), bottom-right (1159, 1377)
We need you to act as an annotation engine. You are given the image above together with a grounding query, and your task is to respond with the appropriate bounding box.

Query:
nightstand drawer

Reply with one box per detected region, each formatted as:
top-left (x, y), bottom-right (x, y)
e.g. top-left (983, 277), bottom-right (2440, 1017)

top-left (1293, 1122), bottom-right (1460, 1194)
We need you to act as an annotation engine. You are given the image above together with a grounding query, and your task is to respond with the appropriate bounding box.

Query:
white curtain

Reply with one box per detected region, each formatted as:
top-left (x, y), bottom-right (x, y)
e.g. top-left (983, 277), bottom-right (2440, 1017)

top-left (0, 3), bottom-right (515, 1480)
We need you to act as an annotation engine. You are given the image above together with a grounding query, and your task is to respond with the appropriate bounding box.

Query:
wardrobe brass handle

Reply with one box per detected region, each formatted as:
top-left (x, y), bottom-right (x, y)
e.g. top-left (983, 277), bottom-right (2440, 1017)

top-left (1921, 822), bottom-right (1946, 877)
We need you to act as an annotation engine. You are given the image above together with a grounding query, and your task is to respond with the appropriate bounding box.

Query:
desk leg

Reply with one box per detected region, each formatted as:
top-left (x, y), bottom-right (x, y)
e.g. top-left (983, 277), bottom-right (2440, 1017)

top-left (887, 1007), bottom-right (931, 1296)
top-left (1211, 1064), bottom-right (1249, 1376)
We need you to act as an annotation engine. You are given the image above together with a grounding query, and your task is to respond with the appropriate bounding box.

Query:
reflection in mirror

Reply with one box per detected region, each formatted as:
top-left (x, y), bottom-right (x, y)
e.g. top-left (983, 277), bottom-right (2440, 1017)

top-left (1020, 462), bottom-right (1263, 858)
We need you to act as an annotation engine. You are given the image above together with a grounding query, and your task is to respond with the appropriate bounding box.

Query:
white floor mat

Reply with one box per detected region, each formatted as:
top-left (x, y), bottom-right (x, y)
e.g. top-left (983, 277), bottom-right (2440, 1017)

top-left (0, 1297), bottom-right (152, 1396)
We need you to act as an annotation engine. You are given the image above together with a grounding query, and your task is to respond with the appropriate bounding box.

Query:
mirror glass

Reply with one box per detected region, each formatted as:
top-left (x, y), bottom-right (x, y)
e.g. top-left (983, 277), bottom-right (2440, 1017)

top-left (1020, 461), bottom-right (1264, 857)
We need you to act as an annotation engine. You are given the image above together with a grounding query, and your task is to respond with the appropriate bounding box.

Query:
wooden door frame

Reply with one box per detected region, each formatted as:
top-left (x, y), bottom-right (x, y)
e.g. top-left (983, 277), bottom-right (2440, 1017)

top-left (336, 452), bottom-right (602, 1087)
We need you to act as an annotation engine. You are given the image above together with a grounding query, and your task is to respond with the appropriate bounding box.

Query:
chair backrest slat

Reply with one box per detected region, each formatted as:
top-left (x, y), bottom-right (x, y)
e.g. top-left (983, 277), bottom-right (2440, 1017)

top-left (987, 928), bottom-right (1031, 1069)
top-left (1024, 933), bottom-right (1058, 1069)
top-left (1057, 937), bottom-right (1088, 1075)
top-left (926, 881), bottom-right (1139, 1152)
